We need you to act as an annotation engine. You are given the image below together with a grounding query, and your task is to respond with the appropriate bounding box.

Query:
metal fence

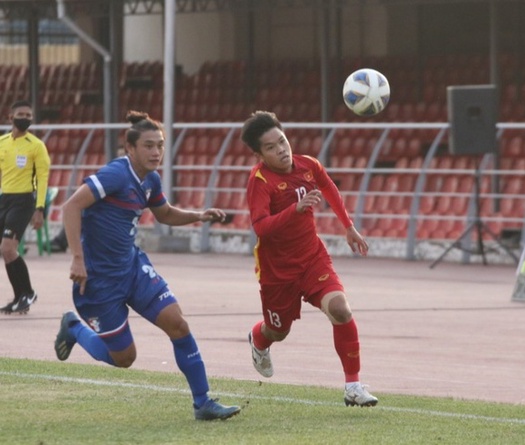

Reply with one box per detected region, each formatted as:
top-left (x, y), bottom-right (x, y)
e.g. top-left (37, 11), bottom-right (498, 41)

top-left (1, 121), bottom-right (524, 262)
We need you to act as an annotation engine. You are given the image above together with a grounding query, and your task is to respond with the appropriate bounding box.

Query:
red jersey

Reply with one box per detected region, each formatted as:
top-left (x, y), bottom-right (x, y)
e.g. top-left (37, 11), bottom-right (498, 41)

top-left (247, 154), bottom-right (352, 284)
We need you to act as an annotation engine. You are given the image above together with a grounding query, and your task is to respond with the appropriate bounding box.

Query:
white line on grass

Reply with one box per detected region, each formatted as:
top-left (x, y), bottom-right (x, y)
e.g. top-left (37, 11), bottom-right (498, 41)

top-left (2, 371), bottom-right (524, 425)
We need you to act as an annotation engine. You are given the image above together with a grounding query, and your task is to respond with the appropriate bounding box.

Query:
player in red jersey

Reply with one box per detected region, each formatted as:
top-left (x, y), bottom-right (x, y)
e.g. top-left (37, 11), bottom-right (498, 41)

top-left (241, 111), bottom-right (378, 407)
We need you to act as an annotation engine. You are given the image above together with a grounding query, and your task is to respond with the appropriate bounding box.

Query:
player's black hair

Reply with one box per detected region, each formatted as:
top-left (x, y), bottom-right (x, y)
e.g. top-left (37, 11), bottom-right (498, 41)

top-left (11, 100), bottom-right (32, 110)
top-left (241, 110), bottom-right (283, 153)
top-left (125, 110), bottom-right (164, 146)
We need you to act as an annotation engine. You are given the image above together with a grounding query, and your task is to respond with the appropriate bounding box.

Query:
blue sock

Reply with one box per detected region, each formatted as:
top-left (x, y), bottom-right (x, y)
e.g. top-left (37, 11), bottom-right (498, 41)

top-left (172, 334), bottom-right (209, 408)
top-left (70, 322), bottom-right (114, 365)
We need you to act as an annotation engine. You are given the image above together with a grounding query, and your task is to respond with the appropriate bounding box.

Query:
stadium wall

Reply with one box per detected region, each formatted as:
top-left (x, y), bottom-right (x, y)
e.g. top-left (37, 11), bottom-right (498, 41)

top-left (124, 13), bottom-right (163, 63)
top-left (116, 1), bottom-right (524, 72)
top-left (120, 1), bottom-right (391, 73)
top-left (386, 5), bottom-right (419, 55)
top-left (3, 1), bottom-right (513, 75)
top-left (2, 1), bottom-right (524, 72)
top-left (116, 1), bottom-right (501, 74)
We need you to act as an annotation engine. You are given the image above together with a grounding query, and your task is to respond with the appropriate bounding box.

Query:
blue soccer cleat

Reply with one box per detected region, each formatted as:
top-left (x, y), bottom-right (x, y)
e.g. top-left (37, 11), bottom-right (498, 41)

top-left (54, 311), bottom-right (80, 361)
top-left (194, 398), bottom-right (241, 421)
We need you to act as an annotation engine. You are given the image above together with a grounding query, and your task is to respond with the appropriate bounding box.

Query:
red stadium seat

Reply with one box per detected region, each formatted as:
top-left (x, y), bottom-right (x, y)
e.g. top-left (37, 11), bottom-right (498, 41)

top-left (139, 209), bottom-right (156, 226)
top-left (332, 136), bottom-right (352, 158)
top-left (214, 191), bottom-right (232, 209)
top-left (502, 136), bottom-right (524, 158)
top-left (231, 213), bottom-right (251, 230)
top-left (416, 219), bottom-right (439, 239)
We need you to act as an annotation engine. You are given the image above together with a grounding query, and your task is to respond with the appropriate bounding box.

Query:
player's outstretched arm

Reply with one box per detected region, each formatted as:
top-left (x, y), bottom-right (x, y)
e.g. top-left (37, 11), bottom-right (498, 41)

top-left (346, 225), bottom-right (368, 256)
top-left (152, 202), bottom-right (226, 226)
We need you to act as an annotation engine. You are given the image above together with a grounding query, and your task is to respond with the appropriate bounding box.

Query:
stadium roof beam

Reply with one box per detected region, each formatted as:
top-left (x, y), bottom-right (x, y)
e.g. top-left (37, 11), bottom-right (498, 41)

top-left (123, 0), bottom-right (357, 14)
top-left (0, 1), bottom-right (56, 20)
top-left (0, 0), bottom-right (356, 18)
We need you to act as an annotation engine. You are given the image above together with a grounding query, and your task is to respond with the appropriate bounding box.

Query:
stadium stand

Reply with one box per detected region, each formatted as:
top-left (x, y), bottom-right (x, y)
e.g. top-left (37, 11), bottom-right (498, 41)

top-left (1, 53), bottom-right (524, 252)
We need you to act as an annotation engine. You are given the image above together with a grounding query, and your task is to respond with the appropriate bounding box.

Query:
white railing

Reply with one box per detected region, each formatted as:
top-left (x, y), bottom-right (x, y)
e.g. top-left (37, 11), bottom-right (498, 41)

top-left (1, 121), bottom-right (524, 263)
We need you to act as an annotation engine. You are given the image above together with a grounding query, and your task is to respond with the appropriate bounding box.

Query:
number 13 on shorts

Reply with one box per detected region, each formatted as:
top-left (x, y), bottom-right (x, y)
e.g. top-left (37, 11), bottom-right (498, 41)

top-left (266, 309), bottom-right (282, 328)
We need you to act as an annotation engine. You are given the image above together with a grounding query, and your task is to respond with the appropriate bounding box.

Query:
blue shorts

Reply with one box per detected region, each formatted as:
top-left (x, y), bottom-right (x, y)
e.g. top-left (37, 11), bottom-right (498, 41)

top-left (73, 250), bottom-right (177, 351)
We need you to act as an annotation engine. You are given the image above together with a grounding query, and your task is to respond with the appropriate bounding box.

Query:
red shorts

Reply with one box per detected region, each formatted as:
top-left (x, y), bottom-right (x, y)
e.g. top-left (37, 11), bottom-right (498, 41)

top-left (259, 253), bottom-right (344, 333)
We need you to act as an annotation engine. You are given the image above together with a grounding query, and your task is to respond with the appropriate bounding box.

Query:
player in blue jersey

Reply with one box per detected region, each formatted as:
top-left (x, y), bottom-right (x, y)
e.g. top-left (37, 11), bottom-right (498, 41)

top-left (54, 111), bottom-right (240, 421)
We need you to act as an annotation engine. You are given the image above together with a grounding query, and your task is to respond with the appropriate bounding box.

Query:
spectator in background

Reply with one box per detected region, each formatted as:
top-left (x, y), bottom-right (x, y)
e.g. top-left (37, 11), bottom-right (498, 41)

top-left (0, 100), bottom-right (50, 314)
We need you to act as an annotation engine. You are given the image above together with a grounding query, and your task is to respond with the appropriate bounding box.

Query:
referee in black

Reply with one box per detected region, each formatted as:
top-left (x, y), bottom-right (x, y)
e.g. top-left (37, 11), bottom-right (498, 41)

top-left (0, 100), bottom-right (50, 314)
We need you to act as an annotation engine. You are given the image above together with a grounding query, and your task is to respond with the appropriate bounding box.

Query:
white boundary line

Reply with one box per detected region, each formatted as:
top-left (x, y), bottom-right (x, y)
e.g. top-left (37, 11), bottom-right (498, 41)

top-left (1, 371), bottom-right (524, 426)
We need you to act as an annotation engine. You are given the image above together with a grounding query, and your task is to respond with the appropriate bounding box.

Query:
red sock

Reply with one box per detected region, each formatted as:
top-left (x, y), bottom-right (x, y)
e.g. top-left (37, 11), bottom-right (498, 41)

top-left (333, 318), bottom-right (360, 382)
top-left (251, 321), bottom-right (273, 350)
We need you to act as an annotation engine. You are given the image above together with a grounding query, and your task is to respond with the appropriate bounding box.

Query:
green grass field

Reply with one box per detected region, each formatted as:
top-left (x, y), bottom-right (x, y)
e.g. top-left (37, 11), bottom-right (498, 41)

top-left (0, 358), bottom-right (524, 445)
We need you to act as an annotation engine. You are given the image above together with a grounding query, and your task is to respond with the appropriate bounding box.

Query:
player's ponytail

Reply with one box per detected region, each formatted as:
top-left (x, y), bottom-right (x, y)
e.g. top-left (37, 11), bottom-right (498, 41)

top-left (126, 110), bottom-right (150, 125)
top-left (125, 110), bottom-right (163, 146)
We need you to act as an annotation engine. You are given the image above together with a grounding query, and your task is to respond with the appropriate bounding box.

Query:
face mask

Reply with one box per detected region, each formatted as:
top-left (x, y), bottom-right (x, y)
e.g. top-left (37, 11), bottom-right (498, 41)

top-left (13, 118), bottom-right (32, 132)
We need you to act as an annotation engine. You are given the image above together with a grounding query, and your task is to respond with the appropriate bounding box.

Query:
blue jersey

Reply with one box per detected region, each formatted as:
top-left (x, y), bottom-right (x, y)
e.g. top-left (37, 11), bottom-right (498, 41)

top-left (82, 156), bottom-right (166, 277)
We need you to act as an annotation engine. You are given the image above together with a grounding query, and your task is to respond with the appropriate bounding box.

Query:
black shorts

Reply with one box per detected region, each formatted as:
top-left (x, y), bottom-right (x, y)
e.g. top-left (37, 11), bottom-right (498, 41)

top-left (0, 193), bottom-right (35, 241)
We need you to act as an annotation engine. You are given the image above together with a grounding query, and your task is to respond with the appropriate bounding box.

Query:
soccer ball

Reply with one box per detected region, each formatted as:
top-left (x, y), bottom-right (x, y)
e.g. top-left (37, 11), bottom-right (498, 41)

top-left (342, 68), bottom-right (390, 116)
